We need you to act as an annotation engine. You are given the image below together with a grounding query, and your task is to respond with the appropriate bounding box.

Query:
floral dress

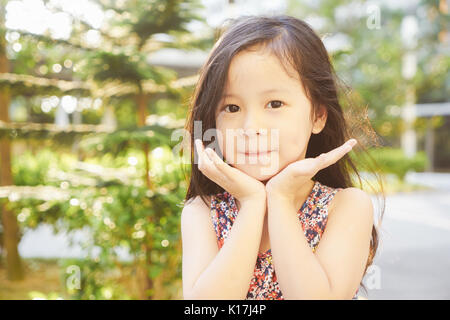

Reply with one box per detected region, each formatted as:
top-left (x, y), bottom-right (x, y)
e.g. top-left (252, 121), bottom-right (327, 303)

top-left (209, 180), bottom-right (360, 300)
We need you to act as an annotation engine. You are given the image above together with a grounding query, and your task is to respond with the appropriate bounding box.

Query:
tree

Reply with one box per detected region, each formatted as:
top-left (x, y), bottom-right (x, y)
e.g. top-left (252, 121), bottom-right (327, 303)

top-left (0, 0), bottom-right (214, 299)
top-left (0, 0), bottom-right (25, 281)
top-left (286, 0), bottom-right (449, 144)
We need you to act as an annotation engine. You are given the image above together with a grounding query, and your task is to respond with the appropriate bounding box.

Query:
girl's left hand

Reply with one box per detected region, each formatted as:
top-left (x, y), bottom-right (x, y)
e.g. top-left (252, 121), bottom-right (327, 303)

top-left (265, 139), bottom-right (358, 202)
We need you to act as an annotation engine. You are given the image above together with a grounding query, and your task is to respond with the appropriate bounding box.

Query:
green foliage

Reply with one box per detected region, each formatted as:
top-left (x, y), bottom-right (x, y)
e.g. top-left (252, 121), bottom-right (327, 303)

top-left (287, 0), bottom-right (449, 142)
top-left (78, 124), bottom-right (176, 157)
top-left (358, 147), bottom-right (428, 181)
top-left (12, 149), bottom-right (71, 186)
top-left (86, 51), bottom-right (177, 86)
top-left (5, 146), bottom-right (186, 298)
top-left (130, 0), bottom-right (205, 41)
top-left (0, 0), bottom-right (210, 300)
top-left (59, 258), bottom-right (132, 300)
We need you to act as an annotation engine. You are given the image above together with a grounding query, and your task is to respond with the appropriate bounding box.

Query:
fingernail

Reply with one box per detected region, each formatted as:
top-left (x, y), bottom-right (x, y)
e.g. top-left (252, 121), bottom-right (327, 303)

top-left (349, 139), bottom-right (357, 147)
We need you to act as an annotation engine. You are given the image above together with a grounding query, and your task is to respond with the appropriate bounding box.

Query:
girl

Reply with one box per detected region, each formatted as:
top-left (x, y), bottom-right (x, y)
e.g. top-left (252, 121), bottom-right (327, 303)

top-left (181, 15), bottom-right (384, 300)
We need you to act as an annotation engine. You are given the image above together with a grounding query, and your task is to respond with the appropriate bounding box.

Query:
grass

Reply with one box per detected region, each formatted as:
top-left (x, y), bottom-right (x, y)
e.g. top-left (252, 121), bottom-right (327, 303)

top-left (0, 258), bottom-right (63, 300)
top-left (0, 257), bottom-right (183, 300)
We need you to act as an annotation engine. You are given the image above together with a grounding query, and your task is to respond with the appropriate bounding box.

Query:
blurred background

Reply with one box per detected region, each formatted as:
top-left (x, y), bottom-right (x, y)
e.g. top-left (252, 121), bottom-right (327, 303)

top-left (0, 0), bottom-right (448, 300)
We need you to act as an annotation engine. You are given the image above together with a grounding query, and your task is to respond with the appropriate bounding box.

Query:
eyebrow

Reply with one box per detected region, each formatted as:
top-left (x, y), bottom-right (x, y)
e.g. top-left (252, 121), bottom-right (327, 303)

top-left (223, 88), bottom-right (289, 98)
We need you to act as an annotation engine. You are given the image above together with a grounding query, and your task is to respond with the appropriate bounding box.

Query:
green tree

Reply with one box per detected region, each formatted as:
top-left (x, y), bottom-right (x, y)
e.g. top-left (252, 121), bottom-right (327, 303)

top-left (0, 0), bottom-right (214, 299)
top-left (0, 0), bottom-right (24, 280)
top-left (286, 0), bottom-right (449, 143)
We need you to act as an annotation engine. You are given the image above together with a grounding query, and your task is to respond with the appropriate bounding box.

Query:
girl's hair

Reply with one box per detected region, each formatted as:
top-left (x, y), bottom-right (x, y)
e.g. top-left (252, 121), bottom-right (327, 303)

top-left (182, 14), bottom-right (385, 296)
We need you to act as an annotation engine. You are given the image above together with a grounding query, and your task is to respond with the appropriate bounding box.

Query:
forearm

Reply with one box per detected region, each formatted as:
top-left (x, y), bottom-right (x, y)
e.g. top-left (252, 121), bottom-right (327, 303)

top-left (267, 194), bottom-right (334, 299)
top-left (189, 196), bottom-right (266, 300)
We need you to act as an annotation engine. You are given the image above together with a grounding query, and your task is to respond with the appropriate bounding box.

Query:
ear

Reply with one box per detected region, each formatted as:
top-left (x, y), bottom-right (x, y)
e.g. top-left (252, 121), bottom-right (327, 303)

top-left (311, 105), bottom-right (328, 134)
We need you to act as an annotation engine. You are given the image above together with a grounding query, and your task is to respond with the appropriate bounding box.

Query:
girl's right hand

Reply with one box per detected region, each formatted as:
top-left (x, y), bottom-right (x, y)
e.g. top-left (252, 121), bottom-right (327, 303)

top-left (195, 139), bottom-right (266, 204)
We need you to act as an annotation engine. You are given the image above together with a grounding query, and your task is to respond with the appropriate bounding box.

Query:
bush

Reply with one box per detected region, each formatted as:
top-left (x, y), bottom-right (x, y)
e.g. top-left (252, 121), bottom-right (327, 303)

top-left (363, 147), bottom-right (428, 181)
top-left (4, 147), bottom-right (186, 299)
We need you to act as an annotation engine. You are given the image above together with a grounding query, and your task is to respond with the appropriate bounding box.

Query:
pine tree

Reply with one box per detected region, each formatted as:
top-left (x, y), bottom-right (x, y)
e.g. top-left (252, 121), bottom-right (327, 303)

top-left (0, 0), bottom-right (214, 298)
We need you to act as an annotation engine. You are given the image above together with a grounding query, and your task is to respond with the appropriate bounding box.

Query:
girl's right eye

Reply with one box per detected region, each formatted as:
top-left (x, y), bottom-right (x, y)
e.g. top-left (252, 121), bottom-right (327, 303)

top-left (223, 104), bottom-right (240, 113)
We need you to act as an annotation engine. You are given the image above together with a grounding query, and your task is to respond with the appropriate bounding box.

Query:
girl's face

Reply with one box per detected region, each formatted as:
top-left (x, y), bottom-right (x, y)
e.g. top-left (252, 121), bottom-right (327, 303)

top-left (214, 48), bottom-right (327, 181)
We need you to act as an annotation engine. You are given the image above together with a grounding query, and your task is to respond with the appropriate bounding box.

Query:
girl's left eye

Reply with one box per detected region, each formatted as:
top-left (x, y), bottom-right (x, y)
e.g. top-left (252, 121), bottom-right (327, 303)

top-left (266, 100), bottom-right (285, 109)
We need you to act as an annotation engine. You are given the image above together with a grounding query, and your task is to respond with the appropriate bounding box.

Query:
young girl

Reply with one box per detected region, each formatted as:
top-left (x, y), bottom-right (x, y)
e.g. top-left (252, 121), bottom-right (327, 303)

top-left (181, 15), bottom-right (384, 300)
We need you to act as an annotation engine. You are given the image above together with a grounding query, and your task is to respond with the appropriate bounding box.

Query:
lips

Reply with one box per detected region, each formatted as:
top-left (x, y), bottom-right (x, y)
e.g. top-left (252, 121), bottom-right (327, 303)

top-left (242, 150), bottom-right (273, 156)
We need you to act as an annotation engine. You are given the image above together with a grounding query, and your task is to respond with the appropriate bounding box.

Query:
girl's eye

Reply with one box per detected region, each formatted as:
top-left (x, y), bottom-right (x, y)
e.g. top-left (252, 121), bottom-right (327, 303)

top-left (224, 104), bottom-right (240, 113)
top-left (266, 100), bottom-right (284, 109)
top-left (222, 100), bottom-right (285, 113)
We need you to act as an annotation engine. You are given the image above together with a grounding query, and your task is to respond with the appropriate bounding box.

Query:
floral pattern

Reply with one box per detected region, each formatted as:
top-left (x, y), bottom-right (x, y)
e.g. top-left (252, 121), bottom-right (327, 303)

top-left (209, 180), bottom-right (360, 300)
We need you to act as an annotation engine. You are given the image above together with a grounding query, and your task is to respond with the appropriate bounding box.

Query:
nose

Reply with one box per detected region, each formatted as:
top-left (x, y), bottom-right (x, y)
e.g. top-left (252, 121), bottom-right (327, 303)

top-left (241, 110), bottom-right (266, 137)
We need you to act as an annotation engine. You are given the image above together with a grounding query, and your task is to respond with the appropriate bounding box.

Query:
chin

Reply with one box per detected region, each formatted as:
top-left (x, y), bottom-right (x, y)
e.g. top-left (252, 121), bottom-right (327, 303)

top-left (232, 163), bottom-right (280, 181)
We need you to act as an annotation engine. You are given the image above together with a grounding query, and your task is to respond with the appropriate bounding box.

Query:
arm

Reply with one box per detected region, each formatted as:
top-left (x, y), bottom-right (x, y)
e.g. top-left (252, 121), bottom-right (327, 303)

top-left (182, 193), bottom-right (266, 300)
top-left (267, 187), bottom-right (373, 299)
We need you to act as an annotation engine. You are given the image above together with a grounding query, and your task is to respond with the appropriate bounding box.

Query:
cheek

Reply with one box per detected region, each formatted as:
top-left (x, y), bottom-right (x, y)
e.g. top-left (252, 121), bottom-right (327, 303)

top-left (278, 127), bottom-right (310, 163)
top-left (215, 125), bottom-right (235, 163)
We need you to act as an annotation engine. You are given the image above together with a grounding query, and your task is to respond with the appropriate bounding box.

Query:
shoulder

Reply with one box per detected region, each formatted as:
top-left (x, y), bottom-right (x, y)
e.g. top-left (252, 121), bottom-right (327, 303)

top-left (181, 195), bottom-right (215, 236)
top-left (184, 194), bottom-right (213, 208)
top-left (181, 196), bottom-right (211, 221)
top-left (328, 187), bottom-right (374, 227)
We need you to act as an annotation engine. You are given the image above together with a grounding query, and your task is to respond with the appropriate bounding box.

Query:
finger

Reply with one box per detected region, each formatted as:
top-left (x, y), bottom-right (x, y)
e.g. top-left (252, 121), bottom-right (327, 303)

top-left (204, 147), bottom-right (220, 164)
top-left (205, 148), bottom-right (246, 186)
top-left (205, 147), bottom-right (227, 170)
top-left (194, 139), bottom-right (203, 164)
top-left (196, 141), bottom-right (230, 187)
top-left (334, 138), bottom-right (356, 156)
top-left (316, 139), bottom-right (357, 170)
top-left (346, 138), bottom-right (358, 150)
top-left (195, 139), bottom-right (214, 170)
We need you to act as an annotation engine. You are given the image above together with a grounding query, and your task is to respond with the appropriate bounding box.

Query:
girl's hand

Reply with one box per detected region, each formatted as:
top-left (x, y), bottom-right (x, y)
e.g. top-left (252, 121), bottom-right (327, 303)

top-left (265, 139), bottom-right (358, 203)
top-left (195, 139), bottom-right (266, 204)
